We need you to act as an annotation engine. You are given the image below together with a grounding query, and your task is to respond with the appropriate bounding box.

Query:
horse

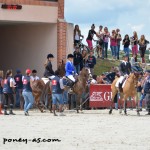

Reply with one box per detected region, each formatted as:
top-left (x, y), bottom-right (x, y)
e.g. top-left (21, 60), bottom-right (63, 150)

top-left (109, 72), bottom-right (140, 115)
top-left (30, 60), bottom-right (65, 113)
top-left (70, 67), bottom-right (91, 113)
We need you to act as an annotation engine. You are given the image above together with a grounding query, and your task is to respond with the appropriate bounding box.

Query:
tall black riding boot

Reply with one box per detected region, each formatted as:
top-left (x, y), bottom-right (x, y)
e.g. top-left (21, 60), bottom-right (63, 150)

top-left (9, 104), bottom-right (15, 115)
top-left (4, 105), bottom-right (9, 115)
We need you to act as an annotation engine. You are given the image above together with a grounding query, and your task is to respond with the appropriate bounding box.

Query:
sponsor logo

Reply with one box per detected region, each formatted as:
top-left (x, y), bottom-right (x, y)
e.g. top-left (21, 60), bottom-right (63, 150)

top-left (90, 92), bottom-right (112, 101)
top-left (52, 80), bottom-right (57, 86)
top-left (23, 79), bottom-right (28, 85)
top-left (4, 79), bottom-right (8, 84)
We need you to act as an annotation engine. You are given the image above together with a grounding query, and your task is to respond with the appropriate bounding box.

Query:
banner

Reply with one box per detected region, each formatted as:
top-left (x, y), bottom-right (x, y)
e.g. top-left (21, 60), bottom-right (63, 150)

top-left (89, 84), bottom-right (112, 108)
top-left (89, 84), bottom-right (137, 108)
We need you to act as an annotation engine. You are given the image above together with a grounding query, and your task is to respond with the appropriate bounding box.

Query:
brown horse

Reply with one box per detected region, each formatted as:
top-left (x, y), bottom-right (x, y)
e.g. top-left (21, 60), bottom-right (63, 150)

top-left (71, 67), bottom-right (90, 113)
top-left (109, 72), bottom-right (140, 115)
top-left (31, 60), bottom-right (65, 113)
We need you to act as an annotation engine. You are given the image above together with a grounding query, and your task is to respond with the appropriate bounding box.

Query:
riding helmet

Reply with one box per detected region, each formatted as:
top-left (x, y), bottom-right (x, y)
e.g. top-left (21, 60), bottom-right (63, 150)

top-left (67, 54), bottom-right (74, 59)
top-left (47, 54), bottom-right (54, 59)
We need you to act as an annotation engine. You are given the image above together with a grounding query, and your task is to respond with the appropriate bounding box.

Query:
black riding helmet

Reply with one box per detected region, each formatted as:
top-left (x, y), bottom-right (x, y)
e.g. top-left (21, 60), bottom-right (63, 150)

top-left (67, 54), bottom-right (74, 59)
top-left (47, 54), bottom-right (54, 59)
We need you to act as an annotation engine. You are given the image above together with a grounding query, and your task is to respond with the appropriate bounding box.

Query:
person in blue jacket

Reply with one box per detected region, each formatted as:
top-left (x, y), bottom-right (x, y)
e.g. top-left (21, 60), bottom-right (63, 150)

top-left (65, 54), bottom-right (76, 86)
top-left (143, 70), bottom-right (150, 115)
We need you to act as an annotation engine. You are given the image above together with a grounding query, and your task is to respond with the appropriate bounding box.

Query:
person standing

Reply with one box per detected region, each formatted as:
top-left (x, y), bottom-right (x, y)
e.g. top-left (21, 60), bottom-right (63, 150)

top-left (74, 25), bottom-right (84, 47)
top-left (80, 50), bottom-right (88, 70)
top-left (31, 70), bottom-right (40, 81)
top-left (0, 70), bottom-right (4, 114)
top-left (14, 69), bottom-right (23, 108)
top-left (103, 27), bottom-right (110, 59)
top-left (44, 53), bottom-right (55, 79)
top-left (122, 34), bottom-right (130, 57)
top-left (138, 35), bottom-right (149, 63)
top-left (86, 24), bottom-right (98, 50)
top-left (22, 69), bottom-right (34, 116)
top-left (51, 70), bottom-right (65, 116)
top-left (86, 51), bottom-right (96, 76)
top-left (130, 31), bottom-right (138, 62)
top-left (143, 70), bottom-right (150, 115)
top-left (97, 25), bottom-right (104, 59)
top-left (110, 30), bottom-right (117, 60)
top-left (116, 29), bottom-right (122, 60)
top-left (3, 70), bottom-right (16, 115)
top-left (73, 47), bottom-right (82, 74)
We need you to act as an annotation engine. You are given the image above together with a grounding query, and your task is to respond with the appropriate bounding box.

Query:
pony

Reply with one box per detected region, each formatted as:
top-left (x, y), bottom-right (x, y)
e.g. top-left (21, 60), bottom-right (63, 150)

top-left (109, 72), bottom-right (140, 115)
top-left (30, 60), bottom-right (65, 113)
top-left (71, 67), bottom-right (90, 113)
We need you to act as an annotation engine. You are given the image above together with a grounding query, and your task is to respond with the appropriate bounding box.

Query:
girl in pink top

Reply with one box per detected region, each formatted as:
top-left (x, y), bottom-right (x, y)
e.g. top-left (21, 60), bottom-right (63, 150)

top-left (110, 30), bottom-right (117, 59)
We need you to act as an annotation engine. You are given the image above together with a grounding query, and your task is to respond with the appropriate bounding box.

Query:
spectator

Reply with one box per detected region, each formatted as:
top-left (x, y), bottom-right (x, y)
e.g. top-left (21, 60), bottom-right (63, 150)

top-left (116, 29), bottom-right (122, 60)
top-left (86, 24), bottom-right (99, 50)
top-left (139, 71), bottom-right (149, 110)
top-left (52, 70), bottom-right (65, 116)
top-left (0, 70), bottom-right (4, 115)
top-left (3, 70), bottom-right (16, 115)
top-left (22, 69), bottom-right (34, 116)
top-left (14, 69), bottom-right (23, 108)
top-left (122, 34), bottom-right (130, 57)
top-left (110, 30), bottom-right (117, 60)
top-left (136, 73), bottom-right (143, 109)
top-left (143, 70), bottom-right (150, 115)
top-left (74, 25), bottom-right (84, 47)
top-left (97, 25), bottom-right (104, 59)
top-left (31, 70), bottom-right (40, 81)
top-left (138, 35), bottom-right (149, 63)
top-left (103, 27), bottom-right (110, 59)
top-left (73, 47), bottom-right (83, 74)
top-left (130, 31), bottom-right (138, 62)
top-left (80, 49), bottom-right (88, 70)
top-left (91, 75), bottom-right (97, 84)
top-left (86, 51), bottom-right (96, 76)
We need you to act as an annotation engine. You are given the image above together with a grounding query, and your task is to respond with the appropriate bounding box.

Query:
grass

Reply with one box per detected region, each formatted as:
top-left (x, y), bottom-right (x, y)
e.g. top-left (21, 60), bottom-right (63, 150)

top-left (94, 49), bottom-right (150, 75)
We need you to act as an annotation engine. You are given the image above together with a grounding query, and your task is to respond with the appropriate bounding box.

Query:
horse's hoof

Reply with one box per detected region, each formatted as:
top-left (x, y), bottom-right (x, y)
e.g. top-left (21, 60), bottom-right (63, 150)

top-left (109, 110), bottom-right (112, 114)
top-left (137, 112), bottom-right (140, 116)
top-left (119, 110), bottom-right (122, 114)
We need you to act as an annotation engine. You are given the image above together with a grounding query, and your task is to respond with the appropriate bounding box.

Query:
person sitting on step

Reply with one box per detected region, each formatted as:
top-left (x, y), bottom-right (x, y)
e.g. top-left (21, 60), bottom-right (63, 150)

top-left (115, 54), bottom-right (132, 91)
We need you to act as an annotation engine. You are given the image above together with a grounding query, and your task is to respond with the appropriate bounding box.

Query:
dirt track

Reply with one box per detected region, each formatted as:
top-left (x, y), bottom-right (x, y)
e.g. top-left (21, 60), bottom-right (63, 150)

top-left (0, 109), bottom-right (150, 150)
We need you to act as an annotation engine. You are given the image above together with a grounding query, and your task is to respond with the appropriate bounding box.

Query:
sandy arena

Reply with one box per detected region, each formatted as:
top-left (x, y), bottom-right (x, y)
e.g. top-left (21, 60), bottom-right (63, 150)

top-left (0, 109), bottom-right (150, 150)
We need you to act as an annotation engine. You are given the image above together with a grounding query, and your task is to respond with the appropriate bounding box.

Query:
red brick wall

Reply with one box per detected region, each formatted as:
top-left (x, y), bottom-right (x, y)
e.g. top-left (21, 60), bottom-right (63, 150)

top-left (0, 0), bottom-right (58, 6)
top-left (57, 0), bottom-right (67, 65)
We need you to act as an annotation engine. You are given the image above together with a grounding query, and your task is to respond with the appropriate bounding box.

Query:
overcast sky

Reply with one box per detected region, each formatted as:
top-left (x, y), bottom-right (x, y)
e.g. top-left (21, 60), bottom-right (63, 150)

top-left (65, 0), bottom-right (150, 46)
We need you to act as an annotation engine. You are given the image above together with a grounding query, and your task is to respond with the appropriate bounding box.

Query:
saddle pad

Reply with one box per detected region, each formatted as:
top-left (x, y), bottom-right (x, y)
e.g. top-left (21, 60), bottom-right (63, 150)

top-left (122, 79), bottom-right (127, 88)
top-left (41, 78), bottom-right (49, 84)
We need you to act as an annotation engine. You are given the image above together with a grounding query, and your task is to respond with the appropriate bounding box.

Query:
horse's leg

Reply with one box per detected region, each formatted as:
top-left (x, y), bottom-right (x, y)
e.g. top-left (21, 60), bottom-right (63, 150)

top-left (34, 93), bottom-right (45, 113)
top-left (124, 99), bottom-right (127, 115)
top-left (76, 94), bottom-right (81, 113)
top-left (119, 93), bottom-right (123, 114)
top-left (134, 94), bottom-right (140, 116)
top-left (109, 90), bottom-right (117, 114)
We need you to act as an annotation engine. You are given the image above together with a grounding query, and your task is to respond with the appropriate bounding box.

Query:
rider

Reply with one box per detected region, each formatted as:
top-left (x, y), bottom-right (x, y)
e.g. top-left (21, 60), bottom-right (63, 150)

top-left (115, 54), bottom-right (132, 90)
top-left (65, 54), bottom-right (76, 87)
top-left (44, 53), bottom-right (55, 80)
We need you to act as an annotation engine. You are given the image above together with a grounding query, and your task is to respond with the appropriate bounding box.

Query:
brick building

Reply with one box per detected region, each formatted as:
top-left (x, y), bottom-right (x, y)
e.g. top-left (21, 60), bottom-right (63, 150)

top-left (0, 0), bottom-right (73, 77)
